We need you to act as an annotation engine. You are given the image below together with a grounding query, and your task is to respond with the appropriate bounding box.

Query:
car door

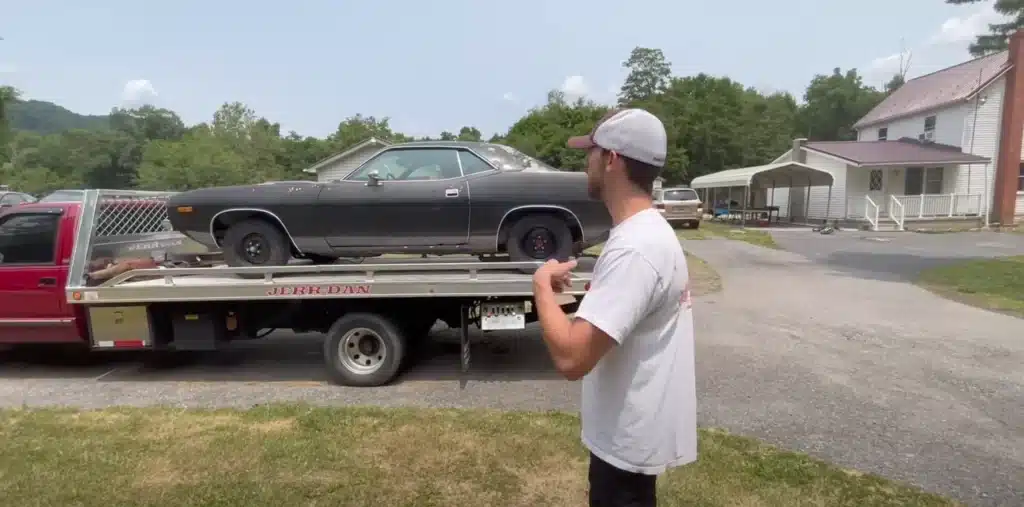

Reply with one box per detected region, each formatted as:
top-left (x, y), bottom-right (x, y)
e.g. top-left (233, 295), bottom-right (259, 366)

top-left (0, 208), bottom-right (77, 343)
top-left (317, 147), bottom-right (471, 248)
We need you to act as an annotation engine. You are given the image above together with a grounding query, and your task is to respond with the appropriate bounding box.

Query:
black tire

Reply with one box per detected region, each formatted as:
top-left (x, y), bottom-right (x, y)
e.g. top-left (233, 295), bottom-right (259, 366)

top-left (322, 313), bottom-right (406, 387)
top-left (689, 220), bottom-right (701, 229)
top-left (222, 218), bottom-right (291, 271)
top-left (505, 214), bottom-right (574, 273)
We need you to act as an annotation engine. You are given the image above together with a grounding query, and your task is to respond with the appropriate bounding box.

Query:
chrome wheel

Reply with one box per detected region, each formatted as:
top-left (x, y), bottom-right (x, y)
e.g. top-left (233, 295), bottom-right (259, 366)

top-left (338, 327), bottom-right (387, 374)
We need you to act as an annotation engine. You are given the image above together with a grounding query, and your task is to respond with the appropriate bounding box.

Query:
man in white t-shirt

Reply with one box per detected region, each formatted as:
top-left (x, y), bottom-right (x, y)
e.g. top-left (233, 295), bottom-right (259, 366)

top-left (531, 108), bottom-right (698, 507)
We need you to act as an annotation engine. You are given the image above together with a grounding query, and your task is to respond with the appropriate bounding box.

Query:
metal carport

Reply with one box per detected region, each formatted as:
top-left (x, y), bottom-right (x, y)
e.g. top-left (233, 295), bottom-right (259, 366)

top-left (689, 161), bottom-right (835, 226)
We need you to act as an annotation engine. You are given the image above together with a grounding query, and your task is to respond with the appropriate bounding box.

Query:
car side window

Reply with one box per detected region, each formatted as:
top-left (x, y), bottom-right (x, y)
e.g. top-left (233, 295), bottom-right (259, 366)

top-left (347, 148), bottom-right (462, 181)
top-left (458, 151), bottom-right (495, 176)
top-left (0, 194), bottom-right (19, 206)
top-left (0, 213), bottom-right (61, 265)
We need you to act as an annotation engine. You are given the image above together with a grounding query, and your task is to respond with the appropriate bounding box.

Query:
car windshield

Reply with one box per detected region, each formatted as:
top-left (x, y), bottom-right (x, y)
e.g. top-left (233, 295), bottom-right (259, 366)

top-left (663, 189), bottom-right (699, 201)
top-left (39, 190), bottom-right (84, 202)
top-left (473, 144), bottom-right (561, 172)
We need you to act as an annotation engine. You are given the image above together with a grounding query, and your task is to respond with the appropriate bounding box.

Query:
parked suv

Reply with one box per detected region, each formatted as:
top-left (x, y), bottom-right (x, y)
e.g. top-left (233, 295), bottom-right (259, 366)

top-left (654, 186), bottom-right (703, 229)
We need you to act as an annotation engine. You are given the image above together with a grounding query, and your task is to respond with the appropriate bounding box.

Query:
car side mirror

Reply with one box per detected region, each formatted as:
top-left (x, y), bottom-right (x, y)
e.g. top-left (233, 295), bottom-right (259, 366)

top-left (366, 170), bottom-right (381, 187)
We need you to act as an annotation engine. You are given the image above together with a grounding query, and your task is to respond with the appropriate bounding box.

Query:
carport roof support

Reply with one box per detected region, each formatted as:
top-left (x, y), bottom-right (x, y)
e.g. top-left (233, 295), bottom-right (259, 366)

top-left (689, 162), bottom-right (835, 189)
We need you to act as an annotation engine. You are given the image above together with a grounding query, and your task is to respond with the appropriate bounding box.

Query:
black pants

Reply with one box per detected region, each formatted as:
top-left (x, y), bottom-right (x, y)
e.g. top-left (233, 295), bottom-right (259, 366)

top-left (588, 452), bottom-right (657, 507)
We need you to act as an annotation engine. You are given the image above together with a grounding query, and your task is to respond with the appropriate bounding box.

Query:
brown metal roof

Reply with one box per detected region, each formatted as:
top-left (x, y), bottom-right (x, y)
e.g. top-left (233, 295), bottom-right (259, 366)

top-left (804, 139), bottom-right (991, 167)
top-left (853, 51), bottom-right (1011, 129)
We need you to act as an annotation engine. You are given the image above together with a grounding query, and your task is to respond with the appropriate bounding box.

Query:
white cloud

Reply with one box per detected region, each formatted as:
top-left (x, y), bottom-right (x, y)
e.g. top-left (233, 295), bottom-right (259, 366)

top-left (930, 3), bottom-right (1006, 45)
top-left (0, 63), bottom-right (16, 74)
top-left (560, 75), bottom-right (589, 99)
top-left (501, 92), bottom-right (517, 103)
top-left (121, 79), bottom-right (158, 104)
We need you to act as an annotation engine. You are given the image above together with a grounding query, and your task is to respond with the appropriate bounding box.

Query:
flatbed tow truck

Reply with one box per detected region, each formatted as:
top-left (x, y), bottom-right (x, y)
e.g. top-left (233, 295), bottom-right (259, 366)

top-left (0, 190), bottom-right (593, 386)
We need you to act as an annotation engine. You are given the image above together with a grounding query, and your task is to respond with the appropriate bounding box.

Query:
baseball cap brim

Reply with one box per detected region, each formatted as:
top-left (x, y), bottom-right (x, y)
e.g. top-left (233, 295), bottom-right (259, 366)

top-left (567, 135), bottom-right (595, 149)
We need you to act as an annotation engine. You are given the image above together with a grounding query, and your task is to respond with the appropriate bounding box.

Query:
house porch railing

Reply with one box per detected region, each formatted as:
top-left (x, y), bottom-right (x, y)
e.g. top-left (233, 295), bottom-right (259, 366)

top-left (891, 193), bottom-right (983, 218)
top-left (848, 194), bottom-right (983, 222)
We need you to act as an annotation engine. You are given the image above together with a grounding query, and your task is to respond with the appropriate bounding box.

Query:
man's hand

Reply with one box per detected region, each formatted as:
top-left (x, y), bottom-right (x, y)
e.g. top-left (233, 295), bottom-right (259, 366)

top-left (533, 258), bottom-right (578, 294)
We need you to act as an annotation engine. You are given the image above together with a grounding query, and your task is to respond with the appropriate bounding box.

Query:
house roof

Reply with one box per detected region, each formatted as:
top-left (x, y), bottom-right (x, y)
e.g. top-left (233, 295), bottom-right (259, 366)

top-left (689, 162), bottom-right (834, 189)
top-left (853, 51), bottom-right (1011, 129)
top-left (303, 137), bottom-right (391, 174)
top-left (804, 139), bottom-right (991, 167)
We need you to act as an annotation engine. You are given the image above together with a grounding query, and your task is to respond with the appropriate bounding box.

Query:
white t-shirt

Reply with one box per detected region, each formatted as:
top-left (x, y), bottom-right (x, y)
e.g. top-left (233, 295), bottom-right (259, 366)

top-left (574, 207), bottom-right (698, 475)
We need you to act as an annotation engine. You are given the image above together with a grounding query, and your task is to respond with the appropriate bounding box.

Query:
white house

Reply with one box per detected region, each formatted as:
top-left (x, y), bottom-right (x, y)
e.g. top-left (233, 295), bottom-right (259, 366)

top-left (691, 31), bottom-right (1024, 230)
top-left (303, 137), bottom-right (391, 182)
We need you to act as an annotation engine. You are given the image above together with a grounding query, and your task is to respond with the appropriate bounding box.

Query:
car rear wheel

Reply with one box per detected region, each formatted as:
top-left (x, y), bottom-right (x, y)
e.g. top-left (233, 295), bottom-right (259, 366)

top-left (689, 220), bottom-right (700, 229)
top-left (506, 214), bottom-right (573, 272)
top-left (222, 219), bottom-right (291, 270)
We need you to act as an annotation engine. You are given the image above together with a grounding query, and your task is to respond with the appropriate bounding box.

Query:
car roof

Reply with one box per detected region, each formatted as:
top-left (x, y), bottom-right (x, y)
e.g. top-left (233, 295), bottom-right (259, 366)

top-left (388, 140), bottom-right (498, 150)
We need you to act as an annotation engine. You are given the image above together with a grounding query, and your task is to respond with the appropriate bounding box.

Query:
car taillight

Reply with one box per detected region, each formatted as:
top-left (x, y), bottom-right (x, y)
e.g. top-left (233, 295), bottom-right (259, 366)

top-left (655, 203), bottom-right (665, 209)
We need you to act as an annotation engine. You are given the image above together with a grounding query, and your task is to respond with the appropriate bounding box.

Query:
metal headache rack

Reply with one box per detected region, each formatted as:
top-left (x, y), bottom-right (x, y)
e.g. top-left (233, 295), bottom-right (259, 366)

top-left (66, 190), bottom-right (594, 304)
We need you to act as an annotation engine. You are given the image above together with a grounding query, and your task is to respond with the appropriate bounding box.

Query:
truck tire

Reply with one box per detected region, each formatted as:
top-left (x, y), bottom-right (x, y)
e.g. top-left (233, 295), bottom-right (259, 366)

top-left (222, 218), bottom-right (291, 273)
top-left (505, 214), bottom-right (574, 273)
top-left (323, 313), bottom-right (406, 387)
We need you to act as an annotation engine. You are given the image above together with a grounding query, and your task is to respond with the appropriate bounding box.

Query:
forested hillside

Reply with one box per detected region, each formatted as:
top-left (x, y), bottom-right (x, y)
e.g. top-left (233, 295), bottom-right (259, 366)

top-left (0, 46), bottom-right (897, 195)
top-left (6, 99), bottom-right (110, 134)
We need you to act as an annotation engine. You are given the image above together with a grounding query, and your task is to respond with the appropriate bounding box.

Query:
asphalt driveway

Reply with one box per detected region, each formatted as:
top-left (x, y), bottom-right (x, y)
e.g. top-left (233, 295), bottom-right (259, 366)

top-left (768, 229), bottom-right (1024, 281)
top-left (682, 237), bottom-right (1023, 507)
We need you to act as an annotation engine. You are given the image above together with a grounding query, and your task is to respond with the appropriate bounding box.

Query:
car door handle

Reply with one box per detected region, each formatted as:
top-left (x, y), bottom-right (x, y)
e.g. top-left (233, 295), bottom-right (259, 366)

top-left (445, 188), bottom-right (460, 197)
top-left (38, 277), bottom-right (57, 287)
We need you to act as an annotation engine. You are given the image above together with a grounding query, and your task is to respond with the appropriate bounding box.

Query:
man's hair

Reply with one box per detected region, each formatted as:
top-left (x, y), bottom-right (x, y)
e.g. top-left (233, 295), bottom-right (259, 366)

top-left (602, 148), bottom-right (661, 194)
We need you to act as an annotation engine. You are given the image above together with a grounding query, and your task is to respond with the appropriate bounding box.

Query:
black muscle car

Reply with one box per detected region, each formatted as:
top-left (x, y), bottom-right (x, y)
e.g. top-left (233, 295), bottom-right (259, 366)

top-left (165, 141), bottom-right (613, 268)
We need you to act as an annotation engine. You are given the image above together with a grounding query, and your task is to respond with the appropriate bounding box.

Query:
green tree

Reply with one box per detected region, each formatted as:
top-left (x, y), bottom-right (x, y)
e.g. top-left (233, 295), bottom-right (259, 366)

top-left (457, 126), bottom-right (482, 141)
top-left (797, 68), bottom-right (885, 141)
top-left (945, 0), bottom-right (1020, 56)
top-left (618, 47), bottom-right (672, 105)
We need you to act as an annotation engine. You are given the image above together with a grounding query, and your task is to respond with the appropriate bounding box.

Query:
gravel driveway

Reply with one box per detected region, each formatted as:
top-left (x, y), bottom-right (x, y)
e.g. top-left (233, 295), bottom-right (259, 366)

top-left (0, 237), bottom-right (1021, 506)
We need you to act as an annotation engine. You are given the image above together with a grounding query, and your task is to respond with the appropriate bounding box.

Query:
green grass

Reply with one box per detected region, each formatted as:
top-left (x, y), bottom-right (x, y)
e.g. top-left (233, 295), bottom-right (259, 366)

top-left (0, 405), bottom-right (957, 507)
top-left (916, 255), bottom-right (1024, 317)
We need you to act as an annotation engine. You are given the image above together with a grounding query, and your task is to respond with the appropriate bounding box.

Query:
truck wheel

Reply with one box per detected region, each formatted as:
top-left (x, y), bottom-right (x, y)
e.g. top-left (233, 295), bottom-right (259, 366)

top-left (323, 313), bottom-right (406, 387)
top-left (222, 219), bottom-right (291, 271)
top-left (505, 214), bottom-right (573, 273)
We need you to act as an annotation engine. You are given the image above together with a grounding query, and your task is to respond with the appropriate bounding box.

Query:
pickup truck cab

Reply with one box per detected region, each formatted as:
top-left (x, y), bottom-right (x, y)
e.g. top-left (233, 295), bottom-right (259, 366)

top-left (0, 201), bottom-right (86, 344)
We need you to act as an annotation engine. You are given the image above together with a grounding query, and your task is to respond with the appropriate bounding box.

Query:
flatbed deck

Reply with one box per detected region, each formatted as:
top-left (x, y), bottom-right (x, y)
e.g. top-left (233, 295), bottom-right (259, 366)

top-left (70, 261), bottom-right (594, 304)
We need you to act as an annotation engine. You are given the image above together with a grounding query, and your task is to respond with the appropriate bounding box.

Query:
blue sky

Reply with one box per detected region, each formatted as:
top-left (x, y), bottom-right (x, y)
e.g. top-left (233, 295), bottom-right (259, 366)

top-left (0, 0), bottom-right (1007, 139)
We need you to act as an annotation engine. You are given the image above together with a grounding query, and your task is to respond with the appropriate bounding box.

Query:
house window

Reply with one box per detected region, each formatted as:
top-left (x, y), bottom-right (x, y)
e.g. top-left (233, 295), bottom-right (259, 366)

top-left (924, 116), bottom-right (936, 136)
top-left (869, 169), bottom-right (883, 191)
top-left (1019, 162), bottom-right (1024, 191)
top-left (877, 128), bottom-right (888, 141)
top-left (925, 167), bottom-right (944, 194)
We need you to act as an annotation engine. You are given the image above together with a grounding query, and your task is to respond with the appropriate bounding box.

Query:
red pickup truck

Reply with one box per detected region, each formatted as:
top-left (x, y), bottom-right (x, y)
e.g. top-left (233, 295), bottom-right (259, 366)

top-left (0, 201), bottom-right (86, 345)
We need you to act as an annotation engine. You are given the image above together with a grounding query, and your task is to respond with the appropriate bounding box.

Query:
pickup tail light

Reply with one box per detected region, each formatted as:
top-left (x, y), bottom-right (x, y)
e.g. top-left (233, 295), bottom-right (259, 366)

top-left (654, 202), bottom-right (665, 209)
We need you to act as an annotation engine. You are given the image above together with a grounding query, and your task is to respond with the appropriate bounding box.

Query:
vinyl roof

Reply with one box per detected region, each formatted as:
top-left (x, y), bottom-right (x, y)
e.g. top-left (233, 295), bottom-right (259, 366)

top-left (689, 162), bottom-right (835, 189)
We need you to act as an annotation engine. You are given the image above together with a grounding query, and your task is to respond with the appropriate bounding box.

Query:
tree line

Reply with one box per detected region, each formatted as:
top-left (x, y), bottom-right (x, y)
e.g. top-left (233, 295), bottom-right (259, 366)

top-left (0, 46), bottom-right (897, 195)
